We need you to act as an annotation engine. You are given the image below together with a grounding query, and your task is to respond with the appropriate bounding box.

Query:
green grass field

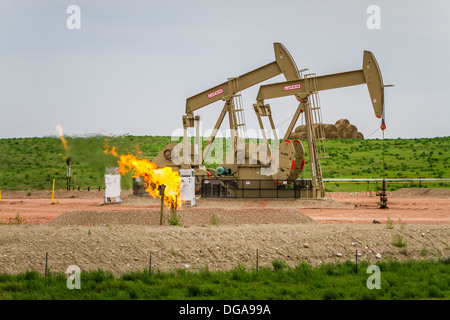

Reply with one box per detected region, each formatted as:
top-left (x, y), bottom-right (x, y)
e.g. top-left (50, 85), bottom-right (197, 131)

top-left (0, 136), bottom-right (448, 191)
top-left (0, 259), bottom-right (448, 300)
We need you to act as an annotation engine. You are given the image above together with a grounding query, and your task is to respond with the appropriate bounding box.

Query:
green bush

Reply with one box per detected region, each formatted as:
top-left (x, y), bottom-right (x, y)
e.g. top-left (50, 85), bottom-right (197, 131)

top-left (272, 259), bottom-right (289, 271)
top-left (210, 213), bottom-right (219, 226)
top-left (386, 217), bottom-right (394, 229)
top-left (167, 208), bottom-right (182, 226)
top-left (392, 234), bottom-right (408, 248)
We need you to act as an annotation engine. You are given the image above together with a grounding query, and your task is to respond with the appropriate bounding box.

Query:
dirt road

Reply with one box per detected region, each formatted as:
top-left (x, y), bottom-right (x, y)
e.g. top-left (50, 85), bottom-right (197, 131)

top-left (0, 189), bottom-right (448, 225)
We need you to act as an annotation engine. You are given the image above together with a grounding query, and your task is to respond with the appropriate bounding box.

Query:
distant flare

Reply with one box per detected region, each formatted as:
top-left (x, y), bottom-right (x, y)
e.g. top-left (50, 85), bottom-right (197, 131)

top-left (56, 124), bottom-right (69, 153)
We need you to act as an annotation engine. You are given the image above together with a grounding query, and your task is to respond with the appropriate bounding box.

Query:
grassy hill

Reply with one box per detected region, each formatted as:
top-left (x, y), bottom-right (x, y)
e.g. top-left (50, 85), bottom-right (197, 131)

top-left (0, 136), bottom-right (448, 192)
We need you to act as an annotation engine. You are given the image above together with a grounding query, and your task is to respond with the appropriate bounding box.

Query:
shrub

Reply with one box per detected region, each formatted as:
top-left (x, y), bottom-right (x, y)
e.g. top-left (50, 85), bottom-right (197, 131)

top-left (210, 213), bottom-right (219, 226)
top-left (272, 259), bottom-right (289, 272)
top-left (9, 213), bottom-right (25, 225)
top-left (420, 246), bottom-right (429, 256)
top-left (392, 234), bottom-right (407, 248)
top-left (386, 217), bottom-right (394, 229)
top-left (168, 208), bottom-right (182, 226)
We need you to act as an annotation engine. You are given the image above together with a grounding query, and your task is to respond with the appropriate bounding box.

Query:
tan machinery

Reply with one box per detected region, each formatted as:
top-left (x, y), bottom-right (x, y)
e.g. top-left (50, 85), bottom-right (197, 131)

top-left (153, 44), bottom-right (387, 199)
top-left (154, 43), bottom-right (308, 196)
top-left (253, 50), bottom-right (387, 198)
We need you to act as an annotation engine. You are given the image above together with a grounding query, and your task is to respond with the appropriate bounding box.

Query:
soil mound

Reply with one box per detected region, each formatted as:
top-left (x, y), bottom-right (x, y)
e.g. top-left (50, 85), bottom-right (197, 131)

top-left (391, 188), bottom-right (450, 198)
top-left (48, 208), bottom-right (316, 226)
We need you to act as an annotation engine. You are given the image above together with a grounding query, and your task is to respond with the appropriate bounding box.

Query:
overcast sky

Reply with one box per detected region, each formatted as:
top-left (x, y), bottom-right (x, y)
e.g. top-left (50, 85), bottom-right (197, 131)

top-left (1, 0), bottom-right (449, 139)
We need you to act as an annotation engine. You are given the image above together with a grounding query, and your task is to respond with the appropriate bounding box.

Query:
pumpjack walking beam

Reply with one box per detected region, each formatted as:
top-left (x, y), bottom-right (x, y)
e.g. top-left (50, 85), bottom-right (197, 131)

top-left (255, 51), bottom-right (385, 119)
top-left (185, 43), bottom-right (301, 116)
top-left (183, 43), bottom-right (302, 164)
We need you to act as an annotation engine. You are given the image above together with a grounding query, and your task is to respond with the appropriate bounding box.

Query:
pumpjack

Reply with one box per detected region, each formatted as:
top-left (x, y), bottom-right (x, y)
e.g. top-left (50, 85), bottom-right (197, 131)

top-left (153, 43), bottom-right (388, 199)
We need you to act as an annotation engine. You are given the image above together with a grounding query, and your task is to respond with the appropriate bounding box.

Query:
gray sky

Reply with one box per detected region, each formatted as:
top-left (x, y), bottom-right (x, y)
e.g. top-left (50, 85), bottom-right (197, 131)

top-left (1, 0), bottom-right (449, 139)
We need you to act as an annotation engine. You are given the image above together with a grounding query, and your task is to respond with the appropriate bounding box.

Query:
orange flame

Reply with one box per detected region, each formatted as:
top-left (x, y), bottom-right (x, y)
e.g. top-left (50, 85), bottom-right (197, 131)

top-left (105, 146), bottom-right (182, 209)
top-left (103, 145), bottom-right (119, 157)
top-left (56, 124), bottom-right (69, 153)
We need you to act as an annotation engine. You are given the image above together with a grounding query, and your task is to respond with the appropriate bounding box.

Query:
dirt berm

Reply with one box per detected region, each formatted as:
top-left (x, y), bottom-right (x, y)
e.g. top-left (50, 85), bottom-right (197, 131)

top-left (391, 188), bottom-right (450, 198)
top-left (48, 208), bottom-right (316, 227)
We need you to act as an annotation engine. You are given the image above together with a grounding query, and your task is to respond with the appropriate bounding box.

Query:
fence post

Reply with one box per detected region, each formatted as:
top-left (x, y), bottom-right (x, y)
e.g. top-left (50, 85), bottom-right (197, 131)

top-left (149, 253), bottom-right (152, 276)
top-left (45, 252), bottom-right (48, 277)
top-left (158, 184), bottom-right (166, 225)
top-left (256, 249), bottom-right (259, 271)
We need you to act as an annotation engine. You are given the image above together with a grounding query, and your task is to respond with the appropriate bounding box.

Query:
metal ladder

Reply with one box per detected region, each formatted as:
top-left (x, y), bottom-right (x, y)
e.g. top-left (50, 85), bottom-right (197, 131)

top-left (303, 74), bottom-right (328, 196)
top-left (227, 77), bottom-right (247, 141)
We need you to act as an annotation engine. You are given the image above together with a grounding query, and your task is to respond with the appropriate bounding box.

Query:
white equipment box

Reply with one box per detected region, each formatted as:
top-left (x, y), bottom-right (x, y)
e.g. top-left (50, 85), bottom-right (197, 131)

top-left (179, 169), bottom-right (196, 206)
top-left (105, 168), bottom-right (122, 203)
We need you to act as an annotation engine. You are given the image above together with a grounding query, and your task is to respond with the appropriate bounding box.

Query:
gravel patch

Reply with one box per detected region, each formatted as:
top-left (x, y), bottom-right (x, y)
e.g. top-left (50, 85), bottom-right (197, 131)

top-left (391, 188), bottom-right (450, 198)
top-left (48, 208), bottom-right (316, 227)
top-left (1, 223), bottom-right (448, 276)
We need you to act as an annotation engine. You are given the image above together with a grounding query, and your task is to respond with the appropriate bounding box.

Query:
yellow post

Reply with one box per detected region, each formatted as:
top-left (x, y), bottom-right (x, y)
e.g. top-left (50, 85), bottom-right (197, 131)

top-left (51, 179), bottom-right (55, 204)
top-left (0, 188), bottom-right (2, 202)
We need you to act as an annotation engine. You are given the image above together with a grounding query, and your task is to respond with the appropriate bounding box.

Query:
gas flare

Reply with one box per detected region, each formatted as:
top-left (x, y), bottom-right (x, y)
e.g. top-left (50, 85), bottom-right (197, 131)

top-left (56, 124), bottom-right (69, 153)
top-left (105, 146), bottom-right (182, 209)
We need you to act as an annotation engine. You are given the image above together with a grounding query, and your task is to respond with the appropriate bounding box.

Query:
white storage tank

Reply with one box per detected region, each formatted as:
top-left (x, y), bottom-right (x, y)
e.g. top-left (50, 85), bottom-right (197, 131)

top-left (179, 169), bottom-right (196, 206)
top-left (105, 167), bottom-right (122, 203)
